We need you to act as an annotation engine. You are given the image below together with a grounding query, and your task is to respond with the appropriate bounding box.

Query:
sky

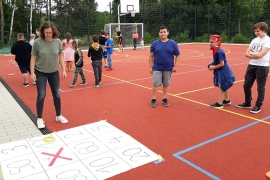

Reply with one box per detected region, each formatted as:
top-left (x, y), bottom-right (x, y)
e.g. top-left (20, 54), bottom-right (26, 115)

top-left (95, 0), bottom-right (112, 12)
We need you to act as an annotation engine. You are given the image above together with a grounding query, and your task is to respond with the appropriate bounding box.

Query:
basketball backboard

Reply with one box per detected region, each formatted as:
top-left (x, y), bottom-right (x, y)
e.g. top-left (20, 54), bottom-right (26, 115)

top-left (120, 0), bottom-right (140, 14)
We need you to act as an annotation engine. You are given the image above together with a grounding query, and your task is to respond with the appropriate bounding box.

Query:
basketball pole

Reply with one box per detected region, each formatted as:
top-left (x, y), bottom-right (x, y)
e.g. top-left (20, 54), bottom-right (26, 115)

top-left (117, 4), bottom-right (128, 29)
top-left (118, 5), bottom-right (120, 29)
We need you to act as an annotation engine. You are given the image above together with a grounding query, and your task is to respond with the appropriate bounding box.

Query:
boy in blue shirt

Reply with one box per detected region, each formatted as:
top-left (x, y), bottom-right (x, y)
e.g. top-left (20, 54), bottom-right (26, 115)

top-left (105, 33), bottom-right (113, 71)
top-left (149, 26), bottom-right (180, 107)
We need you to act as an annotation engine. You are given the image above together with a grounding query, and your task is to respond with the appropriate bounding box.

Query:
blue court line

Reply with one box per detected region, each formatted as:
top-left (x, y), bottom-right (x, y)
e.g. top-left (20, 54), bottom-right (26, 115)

top-left (173, 116), bottom-right (270, 179)
top-left (177, 156), bottom-right (221, 180)
top-left (154, 158), bottom-right (165, 164)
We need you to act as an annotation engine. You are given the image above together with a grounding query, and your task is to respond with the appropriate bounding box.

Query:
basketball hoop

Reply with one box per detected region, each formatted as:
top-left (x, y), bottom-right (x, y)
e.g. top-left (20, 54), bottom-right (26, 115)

top-left (129, 10), bottom-right (136, 17)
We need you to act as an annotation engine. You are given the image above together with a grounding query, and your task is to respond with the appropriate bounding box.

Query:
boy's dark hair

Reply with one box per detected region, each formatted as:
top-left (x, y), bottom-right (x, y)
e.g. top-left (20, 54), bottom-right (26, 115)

top-left (105, 33), bottom-right (110, 36)
top-left (253, 22), bottom-right (268, 32)
top-left (159, 26), bottom-right (169, 31)
top-left (36, 28), bottom-right (40, 31)
top-left (101, 30), bottom-right (105, 35)
top-left (92, 35), bottom-right (99, 42)
top-left (40, 21), bottom-right (59, 39)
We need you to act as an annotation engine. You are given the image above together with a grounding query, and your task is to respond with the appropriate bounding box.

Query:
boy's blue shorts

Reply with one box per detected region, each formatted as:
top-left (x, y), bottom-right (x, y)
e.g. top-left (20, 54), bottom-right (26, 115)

top-left (18, 65), bottom-right (30, 74)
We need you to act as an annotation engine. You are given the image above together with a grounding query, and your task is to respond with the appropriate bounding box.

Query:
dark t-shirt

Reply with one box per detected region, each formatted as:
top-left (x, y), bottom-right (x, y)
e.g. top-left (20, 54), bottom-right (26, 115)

top-left (150, 39), bottom-right (180, 71)
top-left (99, 36), bottom-right (106, 45)
top-left (74, 49), bottom-right (84, 67)
top-left (117, 31), bottom-right (122, 39)
top-left (88, 44), bottom-right (103, 61)
top-left (11, 40), bottom-right (32, 66)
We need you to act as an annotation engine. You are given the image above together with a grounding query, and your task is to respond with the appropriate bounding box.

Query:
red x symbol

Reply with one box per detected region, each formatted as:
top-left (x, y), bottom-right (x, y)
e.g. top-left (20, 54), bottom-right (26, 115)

top-left (41, 147), bottom-right (72, 166)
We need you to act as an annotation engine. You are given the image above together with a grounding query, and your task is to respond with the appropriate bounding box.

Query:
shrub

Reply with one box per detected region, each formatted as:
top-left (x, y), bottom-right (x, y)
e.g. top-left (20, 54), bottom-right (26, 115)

top-left (171, 30), bottom-right (191, 43)
top-left (196, 34), bottom-right (209, 42)
top-left (72, 35), bottom-right (92, 49)
top-left (231, 34), bottom-right (249, 44)
top-left (144, 32), bottom-right (152, 44)
top-left (220, 31), bottom-right (228, 43)
top-left (180, 30), bottom-right (191, 43)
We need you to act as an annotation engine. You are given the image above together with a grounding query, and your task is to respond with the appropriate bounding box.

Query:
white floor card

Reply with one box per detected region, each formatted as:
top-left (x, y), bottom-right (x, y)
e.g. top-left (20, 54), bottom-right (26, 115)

top-left (0, 121), bottom-right (159, 180)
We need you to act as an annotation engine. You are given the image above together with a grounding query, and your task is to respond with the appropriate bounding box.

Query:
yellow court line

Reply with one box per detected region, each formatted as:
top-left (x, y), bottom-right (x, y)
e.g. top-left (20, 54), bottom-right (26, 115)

top-left (174, 79), bottom-right (245, 95)
top-left (170, 94), bottom-right (270, 125)
top-left (222, 48), bottom-right (231, 54)
top-left (83, 68), bottom-right (152, 90)
top-left (174, 73), bottom-right (270, 95)
top-left (82, 68), bottom-right (269, 125)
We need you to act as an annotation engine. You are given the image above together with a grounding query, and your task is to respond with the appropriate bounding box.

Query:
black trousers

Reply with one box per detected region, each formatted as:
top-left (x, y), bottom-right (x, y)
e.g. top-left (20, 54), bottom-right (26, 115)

top-left (91, 60), bottom-right (102, 85)
top-left (133, 38), bottom-right (137, 49)
top-left (35, 70), bottom-right (61, 118)
top-left (243, 64), bottom-right (269, 107)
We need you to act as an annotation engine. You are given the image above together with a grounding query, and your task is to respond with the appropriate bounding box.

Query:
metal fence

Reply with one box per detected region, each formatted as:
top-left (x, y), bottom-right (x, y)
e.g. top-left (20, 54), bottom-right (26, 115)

top-left (55, 1), bottom-right (270, 45)
top-left (2, 0), bottom-right (270, 47)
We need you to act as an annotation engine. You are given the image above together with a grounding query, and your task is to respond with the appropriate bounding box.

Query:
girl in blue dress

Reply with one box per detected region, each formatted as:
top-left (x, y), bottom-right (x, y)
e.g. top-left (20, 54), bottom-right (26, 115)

top-left (208, 35), bottom-right (235, 108)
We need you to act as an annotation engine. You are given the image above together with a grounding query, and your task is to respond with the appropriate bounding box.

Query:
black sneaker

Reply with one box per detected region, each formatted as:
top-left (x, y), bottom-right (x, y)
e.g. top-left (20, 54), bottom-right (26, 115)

top-left (80, 82), bottom-right (87, 85)
top-left (22, 83), bottom-right (29, 87)
top-left (210, 102), bottom-right (223, 109)
top-left (223, 99), bottom-right (231, 105)
top-left (250, 106), bottom-right (261, 114)
top-left (151, 99), bottom-right (157, 108)
top-left (162, 98), bottom-right (169, 107)
top-left (236, 102), bottom-right (251, 108)
top-left (69, 83), bottom-right (75, 87)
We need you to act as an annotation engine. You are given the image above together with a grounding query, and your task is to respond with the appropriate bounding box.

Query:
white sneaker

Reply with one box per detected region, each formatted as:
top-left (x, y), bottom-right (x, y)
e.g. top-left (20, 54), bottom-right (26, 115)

top-left (56, 115), bottom-right (68, 124)
top-left (37, 118), bottom-right (45, 129)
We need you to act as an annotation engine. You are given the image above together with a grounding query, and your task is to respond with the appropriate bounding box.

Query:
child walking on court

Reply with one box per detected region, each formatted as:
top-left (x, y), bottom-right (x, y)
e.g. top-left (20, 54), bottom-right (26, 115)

top-left (132, 31), bottom-right (138, 50)
top-left (99, 30), bottom-right (108, 68)
top-left (88, 35), bottom-right (103, 87)
top-left (208, 35), bottom-right (235, 109)
top-left (105, 33), bottom-right (113, 71)
top-left (236, 22), bottom-right (270, 113)
top-left (29, 34), bottom-right (35, 46)
top-left (69, 39), bottom-right (87, 87)
top-left (62, 32), bottom-right (74, 71)
top-left (11, 33), bottom-right (33, 87)
top-left (115, 27), bottom-right (123, 51)
top-left (149, 26), bottom-right (180, 107)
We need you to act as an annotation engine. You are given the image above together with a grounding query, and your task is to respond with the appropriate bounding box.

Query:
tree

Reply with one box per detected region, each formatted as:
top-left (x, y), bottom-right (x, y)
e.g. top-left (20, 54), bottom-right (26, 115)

top-left (8, 0), bottom-right (16, 42)
top-left (29, 0), bottom-right (33, 37)
top-left (0, 0), bottom-right (4, 45)
top-left (232, 0), bottom-right (266, 34)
